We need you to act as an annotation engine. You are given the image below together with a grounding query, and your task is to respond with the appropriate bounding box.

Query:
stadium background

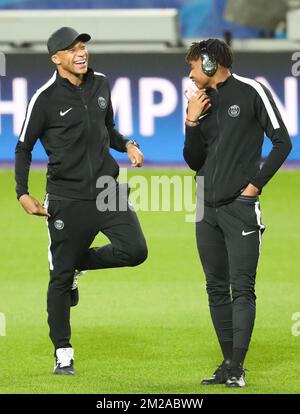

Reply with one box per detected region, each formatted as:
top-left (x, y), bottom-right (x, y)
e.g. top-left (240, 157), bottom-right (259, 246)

top-left (1, 51), bottom-right (300, 163)
top-left (0, 0), bottom-right (300, 396)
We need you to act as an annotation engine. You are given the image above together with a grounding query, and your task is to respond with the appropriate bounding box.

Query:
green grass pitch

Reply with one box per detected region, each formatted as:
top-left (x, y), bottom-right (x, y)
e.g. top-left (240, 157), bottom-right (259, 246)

top-left (0, 168), bottom-right (299, 394)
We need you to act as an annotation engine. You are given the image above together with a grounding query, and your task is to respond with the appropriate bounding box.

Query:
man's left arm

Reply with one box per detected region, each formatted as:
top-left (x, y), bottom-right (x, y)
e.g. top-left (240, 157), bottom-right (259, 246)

top-left (105, 95), bottom-right (144, 167)
top-left (243, 84), bottom-right (292, 195)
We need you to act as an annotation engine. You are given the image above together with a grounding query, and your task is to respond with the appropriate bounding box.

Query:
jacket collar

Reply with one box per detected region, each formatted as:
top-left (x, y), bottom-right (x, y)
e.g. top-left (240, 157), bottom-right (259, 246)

top-left (56, 67), bottom-right (94, 89)
top-left (216, 73), bottom-right (232, 88)
top-left (206, 73), bottom-right (233, 94)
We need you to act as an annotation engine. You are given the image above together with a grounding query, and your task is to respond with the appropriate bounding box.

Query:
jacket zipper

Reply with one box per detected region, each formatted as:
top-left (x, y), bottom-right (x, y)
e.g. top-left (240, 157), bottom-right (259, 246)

top-left (211, 89), bottom-right (222, 208)
top-left (78, 87), bottom-right (94, 196)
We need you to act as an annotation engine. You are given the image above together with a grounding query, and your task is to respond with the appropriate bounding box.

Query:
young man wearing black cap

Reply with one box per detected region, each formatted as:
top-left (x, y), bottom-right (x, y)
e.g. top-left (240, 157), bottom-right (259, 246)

top-left (15, 27), bottom-right (148, 375)
top-left (183, 39), bottom-right (292, 387)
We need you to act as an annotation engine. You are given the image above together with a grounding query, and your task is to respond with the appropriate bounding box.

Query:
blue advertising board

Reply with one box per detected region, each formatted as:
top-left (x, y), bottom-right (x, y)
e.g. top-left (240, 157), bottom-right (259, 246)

top-left (0, 51), bottom-right (299, 163)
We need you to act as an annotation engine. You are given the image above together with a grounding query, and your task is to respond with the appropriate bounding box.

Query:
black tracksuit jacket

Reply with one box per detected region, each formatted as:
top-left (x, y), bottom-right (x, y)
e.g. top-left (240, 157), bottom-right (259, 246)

top-left (183, 73), bottom-right (292, 207)
top-left (15, 68), bottom-right (129, 200)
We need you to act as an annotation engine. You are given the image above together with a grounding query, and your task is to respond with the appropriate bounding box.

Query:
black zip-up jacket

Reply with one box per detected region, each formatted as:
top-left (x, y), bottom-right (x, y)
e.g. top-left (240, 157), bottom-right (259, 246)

top-left (15, 68), bottom-right (130, 200)
top-left (183, 73), bottom-right (292, 207)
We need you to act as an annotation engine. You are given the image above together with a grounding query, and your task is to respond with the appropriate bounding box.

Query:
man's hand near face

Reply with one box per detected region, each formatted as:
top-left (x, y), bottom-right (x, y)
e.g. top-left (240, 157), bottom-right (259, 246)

top-left (187, 89), bottom-right (211, 122)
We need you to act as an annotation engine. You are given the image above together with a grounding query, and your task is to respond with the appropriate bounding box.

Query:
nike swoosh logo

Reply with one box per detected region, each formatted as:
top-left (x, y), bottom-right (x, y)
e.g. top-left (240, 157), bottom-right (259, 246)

top-left (60, 108), bottom-right (73, 117)
top-left (242, 230), bottom-right (256, 236)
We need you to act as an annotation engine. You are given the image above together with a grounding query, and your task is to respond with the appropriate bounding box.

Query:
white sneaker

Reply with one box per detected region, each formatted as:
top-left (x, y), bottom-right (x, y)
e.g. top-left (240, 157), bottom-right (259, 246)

top-left (72, 270), bottom-right (86, 290)
top-left (225, 366), bottom-right (246, 388)
top-left (54, 347), bottom-right (75, 375)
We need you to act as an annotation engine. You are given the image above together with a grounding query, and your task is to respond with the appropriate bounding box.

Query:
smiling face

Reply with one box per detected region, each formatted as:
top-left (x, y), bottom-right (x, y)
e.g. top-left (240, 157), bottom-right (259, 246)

top-left (51, 40), bottom-right (88, 81)
top-left (188, 58), bottom-right (210, 89)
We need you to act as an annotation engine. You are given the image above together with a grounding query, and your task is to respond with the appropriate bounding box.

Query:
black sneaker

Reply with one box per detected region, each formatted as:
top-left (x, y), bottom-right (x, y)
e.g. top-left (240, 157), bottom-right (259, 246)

top-left (53, 347), bottom-right (75, 375)
top-left (70, 270), bottom-right (86, 307)
top-left (201, 359), bottom-right (231, 385)
top-left (225, 365), bottom-right (246, 388)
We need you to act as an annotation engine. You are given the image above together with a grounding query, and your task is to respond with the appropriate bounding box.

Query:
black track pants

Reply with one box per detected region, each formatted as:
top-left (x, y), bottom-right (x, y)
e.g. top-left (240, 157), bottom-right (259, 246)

top-left (45, 186), bottom-right (147, 350)
top-left (196, 195), bottom-right (265, 351)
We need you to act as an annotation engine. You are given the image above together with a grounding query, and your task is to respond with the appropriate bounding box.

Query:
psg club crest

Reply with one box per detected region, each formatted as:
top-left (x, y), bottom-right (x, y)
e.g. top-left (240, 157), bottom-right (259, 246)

top-left (98, 96), bottom-right (107, 110)
top-left (228, 105), bottom-right (240, 118)
top-left (54, 219), bottom-right (64, 230)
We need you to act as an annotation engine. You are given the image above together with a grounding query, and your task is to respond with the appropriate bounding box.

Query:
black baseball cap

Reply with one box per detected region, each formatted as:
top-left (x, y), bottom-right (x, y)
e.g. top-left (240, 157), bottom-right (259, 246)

top-left (47, 27), bottom-right (91, 55)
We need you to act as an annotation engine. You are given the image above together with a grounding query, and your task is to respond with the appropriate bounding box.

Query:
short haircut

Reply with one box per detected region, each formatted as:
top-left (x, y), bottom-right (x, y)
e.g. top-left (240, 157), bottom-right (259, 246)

top-left (186, 39), bottom-right (233, 69)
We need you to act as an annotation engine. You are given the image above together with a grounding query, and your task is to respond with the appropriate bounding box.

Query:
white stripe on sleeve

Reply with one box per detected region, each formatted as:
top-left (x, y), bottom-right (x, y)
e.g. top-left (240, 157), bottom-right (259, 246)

top-left (19, 71), bottom-right (57, 142)
top-left (232, 73), bottom-right (280, 130)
